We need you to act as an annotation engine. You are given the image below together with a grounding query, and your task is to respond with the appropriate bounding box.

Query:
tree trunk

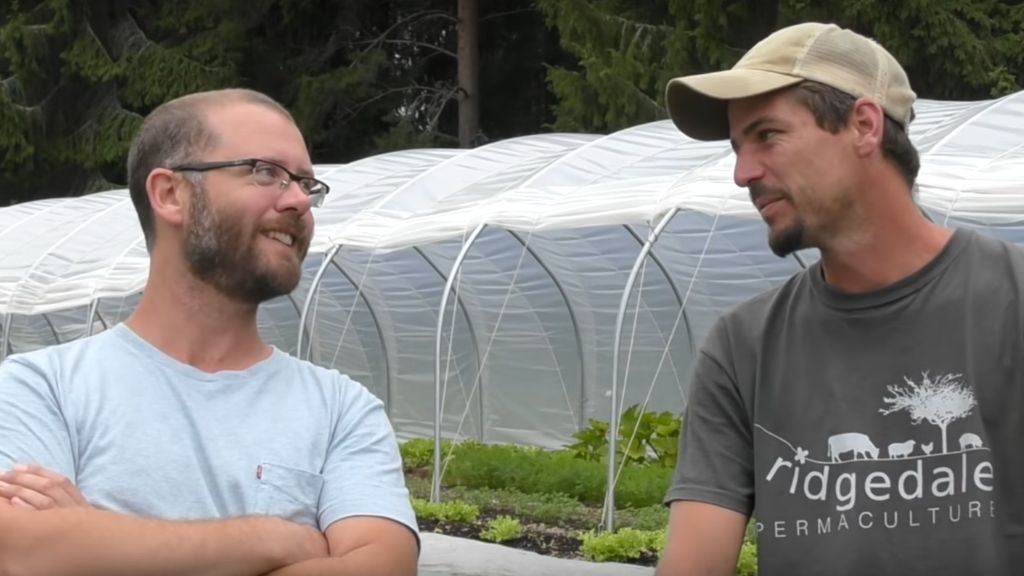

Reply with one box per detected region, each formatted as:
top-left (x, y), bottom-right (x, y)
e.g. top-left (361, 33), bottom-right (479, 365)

top-left (457, 0), bottom-right (479, 148)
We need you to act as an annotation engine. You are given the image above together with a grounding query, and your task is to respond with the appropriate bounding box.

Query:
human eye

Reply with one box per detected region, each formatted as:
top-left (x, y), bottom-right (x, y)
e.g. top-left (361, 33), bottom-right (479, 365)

top-left (252, 161), bottom-right (283, 185)
top-left (296, 177), bottom-right (316, 194)
top-left (758, 129), bottom-right (780, 143)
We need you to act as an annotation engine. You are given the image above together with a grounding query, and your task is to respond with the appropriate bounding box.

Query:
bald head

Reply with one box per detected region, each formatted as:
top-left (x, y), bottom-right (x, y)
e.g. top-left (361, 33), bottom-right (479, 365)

top-left (126, 89), bottom-right (295, 251)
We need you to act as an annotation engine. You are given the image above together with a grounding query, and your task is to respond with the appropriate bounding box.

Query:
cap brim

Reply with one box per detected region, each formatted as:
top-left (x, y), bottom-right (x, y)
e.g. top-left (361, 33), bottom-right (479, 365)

top-left (666, 69), bottom-right (804, 141)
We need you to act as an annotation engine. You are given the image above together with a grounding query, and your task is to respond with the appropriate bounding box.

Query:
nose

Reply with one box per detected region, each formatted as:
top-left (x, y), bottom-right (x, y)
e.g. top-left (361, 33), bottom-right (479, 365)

top-left (733, 148), bottom-right (765, 189)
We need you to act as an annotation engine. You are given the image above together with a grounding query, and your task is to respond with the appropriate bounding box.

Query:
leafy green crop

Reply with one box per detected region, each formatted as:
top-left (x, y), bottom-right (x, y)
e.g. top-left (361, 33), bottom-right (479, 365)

top-left (411, 498), bottom-right (480, 523)
top-left (479, 515), bottom-right (524, 543)
top-left (578, 527), bottom-right (664, 562)
top-left (567, 404), bottom-right (681, 467)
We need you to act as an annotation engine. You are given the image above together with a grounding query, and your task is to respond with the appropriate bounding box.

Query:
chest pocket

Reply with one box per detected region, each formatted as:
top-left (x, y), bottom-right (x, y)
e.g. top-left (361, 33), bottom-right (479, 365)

top-left (254, 462), bottom-right (325, 528)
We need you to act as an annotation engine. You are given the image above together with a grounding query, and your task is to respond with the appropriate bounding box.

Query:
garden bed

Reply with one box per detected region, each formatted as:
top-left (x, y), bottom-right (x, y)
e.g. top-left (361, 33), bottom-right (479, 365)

top-left (401, 437), bottom-right (694, 569)
top-left (400, 421), bottom-right (757, 574)
top-left (418, 513), bottom-right (589, 561)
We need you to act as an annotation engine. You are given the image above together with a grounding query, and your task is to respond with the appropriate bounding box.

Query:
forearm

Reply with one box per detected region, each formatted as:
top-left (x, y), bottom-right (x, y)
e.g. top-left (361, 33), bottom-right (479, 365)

top-left (0, 506), bottom-right (315, 576)
top-left (261, 543), bottom-right (417, 576)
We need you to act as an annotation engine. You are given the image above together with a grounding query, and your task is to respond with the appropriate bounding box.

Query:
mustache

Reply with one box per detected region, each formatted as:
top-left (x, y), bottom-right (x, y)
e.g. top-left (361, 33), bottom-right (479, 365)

top-left (263, 215), bottom-right (311, 242)
top-left (749, 182), bottom-right (787, 205)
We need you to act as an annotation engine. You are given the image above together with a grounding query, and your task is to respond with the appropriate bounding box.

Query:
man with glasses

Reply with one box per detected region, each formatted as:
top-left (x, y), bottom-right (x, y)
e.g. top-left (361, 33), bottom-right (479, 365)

top-left (0, 88), bottom-right (419, 575)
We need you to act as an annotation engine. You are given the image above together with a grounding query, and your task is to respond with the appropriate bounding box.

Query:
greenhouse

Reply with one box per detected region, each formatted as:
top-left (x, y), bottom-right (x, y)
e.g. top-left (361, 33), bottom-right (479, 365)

top-left (1, 88), bottom-right (1022, 462)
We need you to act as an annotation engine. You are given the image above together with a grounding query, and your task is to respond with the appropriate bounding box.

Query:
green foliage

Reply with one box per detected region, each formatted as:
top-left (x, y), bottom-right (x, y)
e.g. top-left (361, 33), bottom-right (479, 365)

top-left (737, 540), bottom-right (759, 576)
top-left (619, 404), bottom-right (681, 467)
top-left (438, 441), bottom-right (672, 508)
top-left (398, 437), bottom-right (474, 472)
top-left (411, 497), bottom-right (481, 523)
top-left (479, 515), bottom-right (524, 543)
top-left (399, 437), bottom-right (451, 470)
top-left (567, 403), bottom-right (681, 468)
top-left (0, 85), bottom-right (34, 175)
top-left (537, 0), bottom-right (1024, 133)
top-left (0, 0), bottom-right (559, 203)
top-left (430, 485), bottom-right (595, 527)
top-left (565, 417), bottom-right (610, 462)
top-left (578, 527), bottom-right (665, 562)
top-left (410, 479), bottom-right (670, 532)
top-left (615, 504), bottom-right (670, 531)
top-left (835, 0), bottom-right (1023, 99)
top-left (61, 28), bottom-right (123, 84)
top-left (579, 527), bottom-right (757, 571)
top-left (402, 439), bottom-right (759, 568)
top-left (535, 0), bottom-right (680, 131)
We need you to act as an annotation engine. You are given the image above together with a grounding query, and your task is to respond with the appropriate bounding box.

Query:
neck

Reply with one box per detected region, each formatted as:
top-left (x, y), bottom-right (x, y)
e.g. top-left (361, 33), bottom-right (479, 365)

top-left (125, 252), bottom-right (271, 372)
top-left (817, 192), bottom-right (954, 294)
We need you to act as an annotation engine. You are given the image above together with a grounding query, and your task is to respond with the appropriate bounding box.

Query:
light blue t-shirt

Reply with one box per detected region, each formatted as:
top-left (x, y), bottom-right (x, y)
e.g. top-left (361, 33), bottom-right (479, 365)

top-left (0, 324), bottom-right (418, 537)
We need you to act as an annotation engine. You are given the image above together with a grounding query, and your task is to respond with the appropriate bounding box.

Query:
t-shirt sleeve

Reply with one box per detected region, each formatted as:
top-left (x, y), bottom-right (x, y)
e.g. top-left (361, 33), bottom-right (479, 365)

top-left (664, 322), bottom-right (754, 517)
top-left (317, 376), bottom-right (419, 541)
top-left (0, 355), bottom-right (76, 478)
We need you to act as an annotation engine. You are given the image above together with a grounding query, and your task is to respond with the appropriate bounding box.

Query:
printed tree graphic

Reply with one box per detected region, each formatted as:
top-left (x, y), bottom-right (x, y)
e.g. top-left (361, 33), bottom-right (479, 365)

top-left (879, 372), bottom-right (976, 454)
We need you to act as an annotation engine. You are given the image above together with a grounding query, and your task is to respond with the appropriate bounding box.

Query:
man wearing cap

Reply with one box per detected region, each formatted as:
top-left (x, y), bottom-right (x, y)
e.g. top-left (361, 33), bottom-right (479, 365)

top-left (657, 22), bottom-right (1022, 575)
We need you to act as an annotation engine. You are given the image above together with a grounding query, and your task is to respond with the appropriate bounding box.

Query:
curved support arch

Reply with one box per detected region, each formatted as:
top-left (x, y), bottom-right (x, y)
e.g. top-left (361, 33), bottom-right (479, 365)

top-left (413, 246), bottom-right (485, 446)
top-left (432, 223), bottom-right (488, 503)
top-left (0, 314), bottom-right (11, 361)
top-left (623, 224), bottom-right (696, 356)
top-left (95, 310), bottom-right (109, 332)
top-left (0, 311), bottom-right (63, 354)
top-left (297, 245), bottom-right (344, 358)
top-left (85, 299), bottom-right (112, 337)
top-left (505, 230), bottom-right (586, 432)
top-left (327, 258), bottom-right (392, 414)
top-left (41, 313), bottom-right (60, 345)
top-left (604, 208), bottom-right (681, 531)
top-left (86, 299), bottom-right (101, 336)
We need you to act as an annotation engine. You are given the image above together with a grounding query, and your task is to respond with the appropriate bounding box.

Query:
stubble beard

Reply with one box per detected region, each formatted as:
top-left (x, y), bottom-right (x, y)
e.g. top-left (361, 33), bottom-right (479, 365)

top-left (768, 222), bottom-right (805, 257)
top-left (751, 182), bottom-right (806, 258)
top-left (184, 183), bottom-right (305, 305)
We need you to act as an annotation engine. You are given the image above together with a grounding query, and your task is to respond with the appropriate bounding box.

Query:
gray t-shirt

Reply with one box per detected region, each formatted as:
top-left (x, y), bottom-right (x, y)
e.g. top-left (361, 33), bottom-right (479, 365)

top-left (0, 324), bottom-right (418, 538)
top-left (667, 228), bottom-right (1024, 575)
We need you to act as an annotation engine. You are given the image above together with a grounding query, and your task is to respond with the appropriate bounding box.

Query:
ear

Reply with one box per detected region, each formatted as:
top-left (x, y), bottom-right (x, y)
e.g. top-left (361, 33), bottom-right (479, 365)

top-left (147, 168), bottom-right (189, 231)
top-left (850, 98), bottom-right (885, 158)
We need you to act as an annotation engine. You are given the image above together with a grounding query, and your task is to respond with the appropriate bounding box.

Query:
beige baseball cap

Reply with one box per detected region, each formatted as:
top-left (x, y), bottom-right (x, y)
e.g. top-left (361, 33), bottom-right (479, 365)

top-left (665, 22), bottom-right (916, 141)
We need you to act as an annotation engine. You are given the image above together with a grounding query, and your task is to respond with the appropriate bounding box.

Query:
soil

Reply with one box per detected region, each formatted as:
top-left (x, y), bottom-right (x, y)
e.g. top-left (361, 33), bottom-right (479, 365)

top-left (418, 512), bottom-right (658, 567)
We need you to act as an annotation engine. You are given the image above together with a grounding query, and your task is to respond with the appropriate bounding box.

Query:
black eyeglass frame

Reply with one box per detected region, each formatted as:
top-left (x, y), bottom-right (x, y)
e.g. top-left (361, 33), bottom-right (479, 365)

top-left (169, 158), bottom-right (330, 207)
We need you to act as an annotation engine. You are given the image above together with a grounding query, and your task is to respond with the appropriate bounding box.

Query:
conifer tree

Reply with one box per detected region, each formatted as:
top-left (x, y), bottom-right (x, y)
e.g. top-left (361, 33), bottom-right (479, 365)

top-left (536, 0), bottom-right (1024, 133)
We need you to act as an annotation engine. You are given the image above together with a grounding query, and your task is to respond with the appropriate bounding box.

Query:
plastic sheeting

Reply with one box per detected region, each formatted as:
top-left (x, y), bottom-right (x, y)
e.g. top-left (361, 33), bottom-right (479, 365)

top-left (1, 91), bottom-right (1023, 449)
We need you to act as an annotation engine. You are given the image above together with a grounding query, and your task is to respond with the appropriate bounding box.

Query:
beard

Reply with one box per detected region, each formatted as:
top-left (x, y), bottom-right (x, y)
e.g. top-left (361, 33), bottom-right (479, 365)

top-left (767, 222), bottom-right (805, 257)
top-left (751, 182), bottom-right (806, 257)
top-left (184, 183), bottom-right (309, 304)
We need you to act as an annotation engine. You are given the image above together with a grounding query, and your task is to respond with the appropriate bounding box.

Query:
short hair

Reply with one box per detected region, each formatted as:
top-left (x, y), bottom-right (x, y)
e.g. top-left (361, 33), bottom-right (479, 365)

top-left (789, 81), bottom-right (920, 189)
top-left (126, 89), bottom-right (294, 251)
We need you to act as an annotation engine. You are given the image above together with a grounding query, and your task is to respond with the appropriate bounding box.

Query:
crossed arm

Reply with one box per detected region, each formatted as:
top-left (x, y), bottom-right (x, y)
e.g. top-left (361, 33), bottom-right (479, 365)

top-left (0, 466), bottom-right (418, 576)
top-left (654, 500), bottom-right (748, 576)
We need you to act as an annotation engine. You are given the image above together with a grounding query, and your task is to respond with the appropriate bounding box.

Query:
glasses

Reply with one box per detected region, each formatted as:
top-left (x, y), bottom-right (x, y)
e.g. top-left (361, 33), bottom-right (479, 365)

top-left (170, 158), bottom-right (330, 207)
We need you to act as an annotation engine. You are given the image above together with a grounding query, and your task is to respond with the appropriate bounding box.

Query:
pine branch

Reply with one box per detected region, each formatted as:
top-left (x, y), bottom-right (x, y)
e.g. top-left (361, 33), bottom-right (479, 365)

top-left (479, 8), bottom-right (537, 22)
top-left (352, 10), bottom-right (457, 66)
top-left (353, 38), bottom-right (457, 59)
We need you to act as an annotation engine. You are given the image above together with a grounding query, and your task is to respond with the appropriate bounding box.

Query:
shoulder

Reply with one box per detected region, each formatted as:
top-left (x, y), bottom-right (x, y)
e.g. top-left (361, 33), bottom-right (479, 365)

top-left (707, 268), bottom-right (810, 349)
top-left (0, 329), bottom-right (120, 380)
top-left (956, 228), bottom-right (1024, 261)
top-left (945, 228), bottom-right (1024, 286)
top-left (269, 351), bottom-right (382, 408)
